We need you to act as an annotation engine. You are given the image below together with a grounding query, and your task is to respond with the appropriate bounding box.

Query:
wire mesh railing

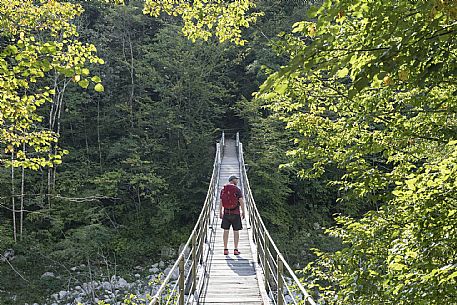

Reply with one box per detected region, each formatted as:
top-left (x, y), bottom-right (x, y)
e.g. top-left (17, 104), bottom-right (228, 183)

top-left (236, 133), bottom-right (316, 305)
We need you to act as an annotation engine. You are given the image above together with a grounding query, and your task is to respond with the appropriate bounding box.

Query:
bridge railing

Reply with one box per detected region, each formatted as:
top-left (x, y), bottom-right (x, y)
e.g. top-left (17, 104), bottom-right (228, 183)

top-left (149, 135), bottom-right (223, 305)
top-left (237, 134), bottom-right (316, 305)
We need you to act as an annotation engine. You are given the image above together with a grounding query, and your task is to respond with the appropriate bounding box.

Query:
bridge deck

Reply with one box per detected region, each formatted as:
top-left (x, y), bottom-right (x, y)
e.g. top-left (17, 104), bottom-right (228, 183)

top-left (199, 140), bottom-right (265, 305)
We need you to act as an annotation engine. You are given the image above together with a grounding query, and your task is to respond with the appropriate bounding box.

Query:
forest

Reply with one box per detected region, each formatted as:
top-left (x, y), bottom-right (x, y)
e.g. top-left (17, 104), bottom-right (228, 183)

top-left (0, 0), bottom-right (456, 304)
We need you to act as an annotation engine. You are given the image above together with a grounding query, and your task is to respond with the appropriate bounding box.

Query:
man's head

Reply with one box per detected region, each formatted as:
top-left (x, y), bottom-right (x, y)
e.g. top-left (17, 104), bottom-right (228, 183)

top-left (229, 175), bottom-right (239, 185)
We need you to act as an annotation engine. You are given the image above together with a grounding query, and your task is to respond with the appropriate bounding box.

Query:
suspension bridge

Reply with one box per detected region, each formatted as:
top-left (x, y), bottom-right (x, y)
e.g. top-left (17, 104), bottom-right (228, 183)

top-left (150, 133), bottom-right (316, 305)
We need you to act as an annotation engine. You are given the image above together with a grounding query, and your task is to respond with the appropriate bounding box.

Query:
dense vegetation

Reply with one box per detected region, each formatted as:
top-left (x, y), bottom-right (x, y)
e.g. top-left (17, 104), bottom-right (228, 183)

top-left (1, 0), bottom-right (455, 304)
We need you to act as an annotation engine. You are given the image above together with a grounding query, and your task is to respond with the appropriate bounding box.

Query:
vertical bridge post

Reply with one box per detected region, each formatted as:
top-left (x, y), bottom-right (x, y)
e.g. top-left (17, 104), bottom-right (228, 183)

top-left (179, 256), bottom-right (184, 305)
top-left (277, 255), bottom-right (284, 305)
top-left (191, 234), bottom-right (197, 293)
top-left (263, 231), bottom-right (270, 292)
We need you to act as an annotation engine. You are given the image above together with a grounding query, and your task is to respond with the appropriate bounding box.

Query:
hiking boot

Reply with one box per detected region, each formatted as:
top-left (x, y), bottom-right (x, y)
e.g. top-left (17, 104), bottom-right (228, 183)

top-left (224, 249), bottom-right (229, 255)
top-left (234, 249), bottom-right (240, 255)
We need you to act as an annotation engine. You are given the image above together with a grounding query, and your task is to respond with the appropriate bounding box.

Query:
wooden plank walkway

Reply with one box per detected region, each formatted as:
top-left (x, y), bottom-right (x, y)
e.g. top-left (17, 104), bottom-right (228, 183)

top-left (199, 139), bottom-right (267, 305)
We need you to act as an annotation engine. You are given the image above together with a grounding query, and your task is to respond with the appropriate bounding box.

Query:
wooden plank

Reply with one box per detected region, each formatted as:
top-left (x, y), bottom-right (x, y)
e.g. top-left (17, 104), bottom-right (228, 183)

top-left (201, 297), bottom-right (263, 303)
top-left (205, 285), bottom-right (260, 291)
top-left (209, 264), bottom-right (255, 269)
top-left (204, 289), bottom-right (260, 294)
top-left (206, 277), bottom-right (259, 284)
top-left (209, 265), bottom-right (255, 269)
top-left (200, 302), bottom-right (263, 305)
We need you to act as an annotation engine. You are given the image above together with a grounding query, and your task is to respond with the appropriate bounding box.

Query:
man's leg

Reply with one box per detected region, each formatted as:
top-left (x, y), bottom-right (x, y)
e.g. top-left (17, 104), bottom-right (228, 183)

top-left (223, 229), bottom-right (229, 249)
top-left (233, 230), bottom-right (239, 249)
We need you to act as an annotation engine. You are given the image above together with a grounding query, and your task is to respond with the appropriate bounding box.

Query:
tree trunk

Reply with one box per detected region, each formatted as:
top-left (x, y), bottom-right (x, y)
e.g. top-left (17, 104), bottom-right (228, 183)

top-left (20, 143), bottom-right (25, 240)
top-left (11, 152), bottom-right (17, 242)
top-left (97, 98), bottom-right (103, 168)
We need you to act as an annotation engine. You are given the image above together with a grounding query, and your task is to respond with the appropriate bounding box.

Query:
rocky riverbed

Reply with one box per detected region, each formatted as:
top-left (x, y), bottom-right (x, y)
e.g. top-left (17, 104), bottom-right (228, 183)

top-left (30, 261), bottom-right (178, 305)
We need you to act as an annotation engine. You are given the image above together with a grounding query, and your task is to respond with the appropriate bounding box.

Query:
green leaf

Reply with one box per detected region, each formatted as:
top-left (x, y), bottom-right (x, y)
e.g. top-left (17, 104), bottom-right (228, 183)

top-left (389, 262), bottom-right (406, 271)
top-left (307, 6), bottom-right (319, 18)
top-left (275, 81), bottom-right (288, 95)
top-left (78, 79), bottom-right (89, 89)
top-left (336, 67), bottom-right (349, 78)
top-left (94, 83), bottom-right (104, 92)
top-left (91, 75), bottom-right (102, 83)
top-left (292, 22), bottom-right (305, 33)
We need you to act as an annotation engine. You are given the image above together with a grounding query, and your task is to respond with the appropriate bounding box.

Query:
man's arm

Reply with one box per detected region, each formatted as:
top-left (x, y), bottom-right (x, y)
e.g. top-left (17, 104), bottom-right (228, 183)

top-left (239, 197), bottom-right (246, 219)
top-left (219, 200), bottom-right (224, 219)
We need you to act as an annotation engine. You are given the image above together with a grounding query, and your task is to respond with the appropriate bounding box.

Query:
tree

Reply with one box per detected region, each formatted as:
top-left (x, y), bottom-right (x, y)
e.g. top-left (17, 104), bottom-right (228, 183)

top-left (256, 0), bottom-right (457, 303)
top-left (0, 0), bottom-right (104, 242)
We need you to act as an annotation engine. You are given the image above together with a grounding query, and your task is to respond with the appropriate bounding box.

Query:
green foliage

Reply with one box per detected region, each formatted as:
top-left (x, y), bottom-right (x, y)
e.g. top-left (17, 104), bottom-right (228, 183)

top-left (302, 142), bottom-right (457, 304)
top-left (1, 1), bottom-right (240, 303)
top-left (143, 0), bottom-right (263, 45)
top-left (257, 0), bottom-right (457, 303)
top-left (0, 0), bottom-right (104, 169)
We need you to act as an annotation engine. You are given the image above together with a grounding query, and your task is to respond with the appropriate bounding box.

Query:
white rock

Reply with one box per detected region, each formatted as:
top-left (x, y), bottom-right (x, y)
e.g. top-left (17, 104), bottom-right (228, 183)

top-left (117, 277), bottom-right (129, 288)
top-left (58, 290), bottom-right (68, 299)
top-left (171, 268), bottom-right (179, 280)
top-left (149, 267), bottom-right (160, 273)
top-left (158, 261), bottom-right (165, 268)
top-left (135, 273), bottom-right (141, 278)
top-left (41, 272), bottom-right (56, 278)
top-left (101, 281), bottom-right (111, 290)
top-left (1, 249), bottom-right (15, 261)
top-left (75, 285), bottom-right (82, 290)
top-left (70, 267), bottom-right (77, 271)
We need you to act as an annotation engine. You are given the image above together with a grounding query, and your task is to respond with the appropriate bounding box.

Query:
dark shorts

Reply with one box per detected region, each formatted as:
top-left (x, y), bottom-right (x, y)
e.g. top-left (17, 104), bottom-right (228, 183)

top-left (221, 214), bottom-right (243, 231)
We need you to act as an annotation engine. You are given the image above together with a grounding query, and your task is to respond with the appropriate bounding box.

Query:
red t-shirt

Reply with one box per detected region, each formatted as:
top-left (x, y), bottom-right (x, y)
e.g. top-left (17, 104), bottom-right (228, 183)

top-left (220, 184), bottom-right (243, 215)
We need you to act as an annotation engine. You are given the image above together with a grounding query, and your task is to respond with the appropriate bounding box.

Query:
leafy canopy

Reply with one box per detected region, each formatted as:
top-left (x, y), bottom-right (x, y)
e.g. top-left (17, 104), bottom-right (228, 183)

top-left (0, 0), bottom-right (104, 169)
top-left (143, 0), bottom-right (263, 45)
top-left (256, 0), bottom-right (457, 303)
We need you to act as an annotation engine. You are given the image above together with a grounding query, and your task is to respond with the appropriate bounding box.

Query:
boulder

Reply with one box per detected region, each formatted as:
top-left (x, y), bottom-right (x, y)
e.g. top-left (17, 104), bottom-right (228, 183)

top-left (41, 272), bottom-right (56, 279)
top-left (101, 281), bottom-right (111, 290)
top-left (0, 249), bottom-right (14, 262)
top-left (117, 277), bottom-right (129, 288)
top-left (173, 268), bottom-right (180, 280)
top-left (58, 290), bottom-right (68, 299)
top-left (149, 267), bottom-right (160, 273)
top-left (178, 244), bottom-right (190, 257)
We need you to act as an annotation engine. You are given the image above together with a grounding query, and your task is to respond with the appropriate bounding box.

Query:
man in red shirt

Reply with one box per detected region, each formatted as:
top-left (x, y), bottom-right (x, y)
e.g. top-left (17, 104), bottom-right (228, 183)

top-left (219, 175), bottom-right (245, 255)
